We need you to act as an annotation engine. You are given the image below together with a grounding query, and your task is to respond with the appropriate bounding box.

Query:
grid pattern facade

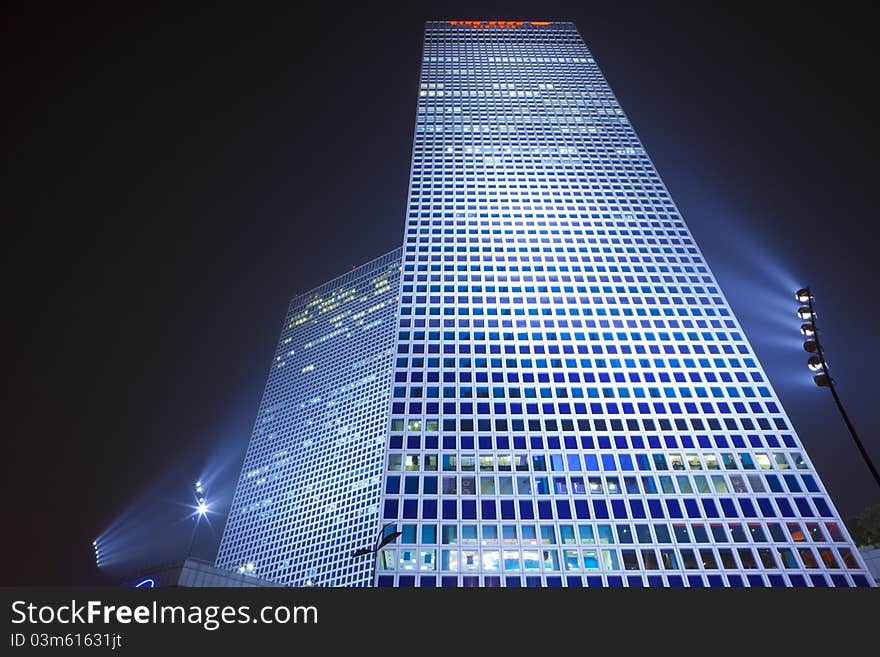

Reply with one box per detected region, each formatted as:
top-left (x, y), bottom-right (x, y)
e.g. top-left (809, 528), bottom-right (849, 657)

top-left (216, 249), bottom-right (402, 587)
top-left (376, 20), bottom-right (873, 588)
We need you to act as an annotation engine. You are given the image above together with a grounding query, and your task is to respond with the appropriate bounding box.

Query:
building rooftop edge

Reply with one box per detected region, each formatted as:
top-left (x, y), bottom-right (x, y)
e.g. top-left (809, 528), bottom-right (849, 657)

top-left (288, 246), bottom-right (402, 304)
top-left (425, 20), bottom-right (576, 26)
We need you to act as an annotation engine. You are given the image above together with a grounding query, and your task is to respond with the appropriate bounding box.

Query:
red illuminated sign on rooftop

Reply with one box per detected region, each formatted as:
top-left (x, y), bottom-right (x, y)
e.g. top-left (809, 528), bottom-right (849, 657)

top-left (448, 21), bottom-right (552, 29)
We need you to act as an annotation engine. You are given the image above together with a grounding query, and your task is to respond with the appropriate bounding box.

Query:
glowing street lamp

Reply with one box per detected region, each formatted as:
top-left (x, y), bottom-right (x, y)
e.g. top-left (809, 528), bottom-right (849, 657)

top-left (795, 286), bottom-right (880, 488)
top-left (195, 481), bottom-right (207, 512)
top-left (352, 522), bottom-right (403, 587)
top-left (186, 480), bottom-right (208, 559)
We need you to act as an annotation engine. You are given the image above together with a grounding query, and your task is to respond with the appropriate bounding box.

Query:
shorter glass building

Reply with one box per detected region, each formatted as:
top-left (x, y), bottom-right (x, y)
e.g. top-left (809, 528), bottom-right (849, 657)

top-left (216, 249), bottom-right (402, 586)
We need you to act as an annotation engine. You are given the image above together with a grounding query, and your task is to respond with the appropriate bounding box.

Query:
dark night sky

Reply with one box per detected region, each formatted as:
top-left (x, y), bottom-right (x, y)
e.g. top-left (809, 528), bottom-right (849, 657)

top-left (3, 2), bottom-right (879, 586)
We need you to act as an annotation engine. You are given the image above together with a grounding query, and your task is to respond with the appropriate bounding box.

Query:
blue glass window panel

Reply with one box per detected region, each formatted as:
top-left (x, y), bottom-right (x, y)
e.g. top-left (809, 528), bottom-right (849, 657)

top-left (648, 499), bottom-right (664, 519)
top-left (813, 497), bottom-right (833, 517)
top-left (830, 575), bottom-right (848, 587)
top-left (768, 575), bottom-right (786, 587)
top-left (783, 475), bottom-right (802, 493)
top-left (793, 498), bottom-right (812, 517)
top-left (738, 499), bottom-right (757, 518)
top-left (774, 498), bottom-right (794, 517)
top-left (757, 498), bottom-right (776, 518)
top-left (628, 499), bottom-right (646, 519)
top-left (403, 500), bottom-right (418, 519)
top-left (383, 499), bottom-right (399, 519)
top-left (574, 500), bottom-right (591, 519)
top-left (747, 575), bottom-right (766, 587)
top-left (766, 475), bottom-right (784, 493)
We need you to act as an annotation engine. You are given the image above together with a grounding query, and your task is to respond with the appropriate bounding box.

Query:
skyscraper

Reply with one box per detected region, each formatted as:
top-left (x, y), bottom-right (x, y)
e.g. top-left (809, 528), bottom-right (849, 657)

top-left (376, 20), bottom-right (872, 587)
top-left (218, 20), bottom-right (873, 588)
top-left (216, 249), bottom-right (401, 586)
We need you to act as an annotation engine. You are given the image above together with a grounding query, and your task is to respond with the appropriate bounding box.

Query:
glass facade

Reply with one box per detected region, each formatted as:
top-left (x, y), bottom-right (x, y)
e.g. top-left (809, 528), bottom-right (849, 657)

top-left (216, 249), bottom-right (401, 586)
top-left (376, 20), bottom-right (873, 587)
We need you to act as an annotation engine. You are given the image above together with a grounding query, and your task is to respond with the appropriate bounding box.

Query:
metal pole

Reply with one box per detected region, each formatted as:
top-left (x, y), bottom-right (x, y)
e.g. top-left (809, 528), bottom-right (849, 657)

top-left (807, 287), bottom-right (880, 488)
top-left (185, 517), bottom-right (199, 561)
top-left (373, 548), bottom-right (380, 588)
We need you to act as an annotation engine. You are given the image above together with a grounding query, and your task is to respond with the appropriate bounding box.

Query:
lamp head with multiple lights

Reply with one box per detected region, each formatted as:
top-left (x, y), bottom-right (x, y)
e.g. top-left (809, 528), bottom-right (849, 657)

top-left (194, 481), bottom-right (208, 517)
top-left (795, 287), bottom-right (830, 387)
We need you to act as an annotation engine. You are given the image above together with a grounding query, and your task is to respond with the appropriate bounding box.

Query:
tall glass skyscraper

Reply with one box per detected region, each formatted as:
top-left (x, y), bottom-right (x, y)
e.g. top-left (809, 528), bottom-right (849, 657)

top-left (376, 20), bottom-right (871, 588)
top-left (216, 249), bottom-right (401, 587)
top-left (219, 21), bottom-right (872, 588)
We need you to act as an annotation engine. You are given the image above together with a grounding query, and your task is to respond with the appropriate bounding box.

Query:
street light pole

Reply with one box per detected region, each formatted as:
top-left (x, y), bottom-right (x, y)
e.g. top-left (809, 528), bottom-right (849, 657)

top-left (352, 522), bottom-right (402, 587)
top-left (185, 480), bottom-right (209, 560)
top-left (373, 549), bottom-right (381, 589)
top-left (797, 287), bottom-right (880, 489)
